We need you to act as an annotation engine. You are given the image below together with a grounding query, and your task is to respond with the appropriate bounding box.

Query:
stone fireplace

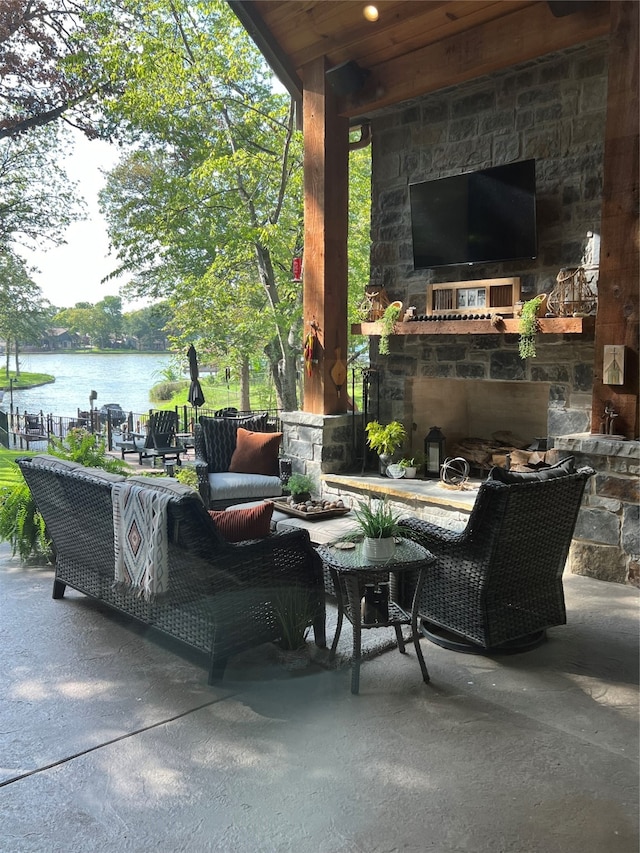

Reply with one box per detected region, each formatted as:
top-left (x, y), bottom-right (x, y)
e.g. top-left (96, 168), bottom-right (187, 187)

top-left (405, 377), bottom-right (550, 461)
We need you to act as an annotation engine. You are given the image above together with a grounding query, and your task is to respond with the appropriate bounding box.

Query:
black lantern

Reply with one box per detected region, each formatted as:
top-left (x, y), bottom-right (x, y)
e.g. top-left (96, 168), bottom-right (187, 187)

top-left (424, 426), bottom-right (446, 478)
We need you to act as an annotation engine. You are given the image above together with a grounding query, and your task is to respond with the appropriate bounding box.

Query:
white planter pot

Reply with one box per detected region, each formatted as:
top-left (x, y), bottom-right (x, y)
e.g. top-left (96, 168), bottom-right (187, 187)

top-left (403, 467), bottom-right (417, 478)
top-left (362, 536), bottom-right (395, 563)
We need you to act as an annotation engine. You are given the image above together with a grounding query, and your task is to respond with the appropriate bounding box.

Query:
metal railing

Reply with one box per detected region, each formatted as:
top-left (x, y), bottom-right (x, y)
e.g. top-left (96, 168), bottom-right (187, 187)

top-left (8, 405), bottom-right (282, 452)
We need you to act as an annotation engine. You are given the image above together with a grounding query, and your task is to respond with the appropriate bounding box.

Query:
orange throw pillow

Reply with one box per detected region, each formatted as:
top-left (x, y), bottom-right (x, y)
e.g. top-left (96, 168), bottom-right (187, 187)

top-left (228, 428), bottom-right (282, 476)
top-left (208, 502), bottom-right (274, 543)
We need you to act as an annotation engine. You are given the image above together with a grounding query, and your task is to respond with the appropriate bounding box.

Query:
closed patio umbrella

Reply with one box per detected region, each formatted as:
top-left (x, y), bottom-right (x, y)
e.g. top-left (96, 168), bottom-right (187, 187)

top-left (187, 345), bottom-right (205, 414)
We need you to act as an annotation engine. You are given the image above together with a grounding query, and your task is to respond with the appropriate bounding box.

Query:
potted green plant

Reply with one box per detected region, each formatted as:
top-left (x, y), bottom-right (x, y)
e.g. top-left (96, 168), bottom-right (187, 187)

top-left (272, 585), bottom-right (315, 668)
top-left (365, 420), bottom-right (407, 476)
top-left (399, 457), bottom-right (418, 479)
top-left (378, 302), bottom-right (402, 355)
top-left (518, 294), bottom-right (545, 359)
top-left (286, 472), bottom-right (314, 503)
top-left (352, 498), bottom-right (402, 562)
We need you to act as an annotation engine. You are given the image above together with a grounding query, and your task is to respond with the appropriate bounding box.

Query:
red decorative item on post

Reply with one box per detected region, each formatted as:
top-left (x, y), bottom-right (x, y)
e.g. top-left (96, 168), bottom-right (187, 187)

top-left (304, 321), bottom-right (319, 376)
top-left (292, 257), bottom-right (303, 282)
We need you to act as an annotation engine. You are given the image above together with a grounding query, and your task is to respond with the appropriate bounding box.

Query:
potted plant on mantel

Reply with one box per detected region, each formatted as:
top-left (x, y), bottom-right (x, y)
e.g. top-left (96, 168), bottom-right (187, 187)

top-left (352, 499), bottom-right (402, 563)
top-left (365, 420), bottom-right (407, 476)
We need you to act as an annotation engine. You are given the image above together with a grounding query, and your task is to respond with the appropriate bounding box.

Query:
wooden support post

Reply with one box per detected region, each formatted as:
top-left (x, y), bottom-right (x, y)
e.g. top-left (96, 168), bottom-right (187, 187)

top-left (302, 57), bottom-right (349, 415)
top-left (591, 0), bottom-right (639, 438)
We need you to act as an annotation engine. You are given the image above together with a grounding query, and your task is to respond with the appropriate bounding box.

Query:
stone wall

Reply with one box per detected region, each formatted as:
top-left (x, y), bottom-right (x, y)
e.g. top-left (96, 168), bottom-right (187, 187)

top-left (556, 435), bottom-right (640, 587)
top-left (368, 39), bottom-right (608, 438)
top-left (280, 411), bottom-right (362, 495)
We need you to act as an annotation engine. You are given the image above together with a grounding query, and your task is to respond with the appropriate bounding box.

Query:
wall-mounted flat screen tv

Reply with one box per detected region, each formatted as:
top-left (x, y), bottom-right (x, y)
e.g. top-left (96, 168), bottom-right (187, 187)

top-left (410, 159), bottom-right (537, 268)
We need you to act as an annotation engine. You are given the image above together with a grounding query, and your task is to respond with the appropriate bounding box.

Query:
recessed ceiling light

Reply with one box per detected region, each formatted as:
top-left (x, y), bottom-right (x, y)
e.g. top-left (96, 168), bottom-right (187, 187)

top-left (363, 5), bottom-right (379, 22)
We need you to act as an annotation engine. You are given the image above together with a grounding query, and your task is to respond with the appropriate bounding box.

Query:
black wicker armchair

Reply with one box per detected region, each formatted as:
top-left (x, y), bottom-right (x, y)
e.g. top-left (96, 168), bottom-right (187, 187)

top-left (398, 461), bottom-right (595, 652)
top-left (17, 455), bottom-right (325, 684)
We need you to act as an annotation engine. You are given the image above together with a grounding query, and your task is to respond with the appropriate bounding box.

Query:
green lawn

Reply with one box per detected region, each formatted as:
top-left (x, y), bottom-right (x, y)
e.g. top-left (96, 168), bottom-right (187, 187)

top-left (0, 372), bottom-right (54, 391)
top-left (0, 448), bottom-right (33, 488)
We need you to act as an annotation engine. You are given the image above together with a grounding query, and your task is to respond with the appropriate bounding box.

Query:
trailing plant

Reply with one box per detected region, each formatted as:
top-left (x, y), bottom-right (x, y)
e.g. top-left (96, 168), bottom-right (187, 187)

top-left (365, 420), bottom-right (407, 457)
top-left (351, 499), bottom-right (402, 540)
top-left (379, 303), bottom-right (401, 356)
top-left (272, 585), bottom-right (314, 650)
top-left (518, 295), bottom-right (545, 359)
top-left (48, 429), bottom-right (130, 474)
top-left (0, 477), bottom-right (49, 562)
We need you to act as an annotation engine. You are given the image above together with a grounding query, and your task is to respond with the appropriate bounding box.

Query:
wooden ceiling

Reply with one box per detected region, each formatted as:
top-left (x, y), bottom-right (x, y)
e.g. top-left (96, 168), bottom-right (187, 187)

top-left (230, 1), bottom-right (610, 120)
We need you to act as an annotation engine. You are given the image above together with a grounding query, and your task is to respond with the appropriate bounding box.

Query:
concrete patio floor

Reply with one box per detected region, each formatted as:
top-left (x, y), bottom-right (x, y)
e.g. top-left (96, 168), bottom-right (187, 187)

top-left (1, 544), bottom-right (638, 853)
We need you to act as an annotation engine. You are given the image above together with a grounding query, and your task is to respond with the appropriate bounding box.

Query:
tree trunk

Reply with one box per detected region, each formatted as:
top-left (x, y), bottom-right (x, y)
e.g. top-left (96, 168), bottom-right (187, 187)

top-left (14, 339), bottom-right (20, 377)
top-left (239, 356), bottom-right (251, 411)
top-left (254, 242), bottom-right (299, 412)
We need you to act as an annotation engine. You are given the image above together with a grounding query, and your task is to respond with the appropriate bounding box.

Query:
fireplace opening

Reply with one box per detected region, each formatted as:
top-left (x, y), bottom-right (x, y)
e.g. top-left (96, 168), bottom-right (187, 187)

top-left (406, 378), bottom-right (553, 472)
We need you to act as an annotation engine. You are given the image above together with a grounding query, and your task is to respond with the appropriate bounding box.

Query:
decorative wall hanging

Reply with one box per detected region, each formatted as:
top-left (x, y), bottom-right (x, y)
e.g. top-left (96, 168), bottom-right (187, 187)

top-left (603, 345), bottom-right (625, 385)
top-left (547, 267), bottom-right (597, 317)
top-left (303, 321), bottom-right (319, 376)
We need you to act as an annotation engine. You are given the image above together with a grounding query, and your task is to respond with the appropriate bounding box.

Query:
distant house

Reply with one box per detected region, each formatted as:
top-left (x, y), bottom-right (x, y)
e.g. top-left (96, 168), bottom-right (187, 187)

top-left (43, 328), bottom-right (81, 350)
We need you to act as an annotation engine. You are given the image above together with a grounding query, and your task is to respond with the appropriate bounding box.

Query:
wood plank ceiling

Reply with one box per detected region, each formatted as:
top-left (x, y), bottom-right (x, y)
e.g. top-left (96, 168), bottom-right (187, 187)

top-left (231, 1), bottom-right (611, 120)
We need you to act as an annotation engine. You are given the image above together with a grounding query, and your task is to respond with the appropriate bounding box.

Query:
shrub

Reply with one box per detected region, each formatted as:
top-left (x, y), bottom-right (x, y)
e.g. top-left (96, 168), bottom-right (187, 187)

top-left (150, 380), bottom-right (188, 401)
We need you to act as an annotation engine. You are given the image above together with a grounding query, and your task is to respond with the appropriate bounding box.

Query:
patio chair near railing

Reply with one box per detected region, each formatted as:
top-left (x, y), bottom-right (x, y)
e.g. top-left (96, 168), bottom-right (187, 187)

top-left (398, 458), bottom-right (595, 652)
top-left (14, 412), bottom-right (49, 449)
top-left (136, 410), bottom-right (186, 467)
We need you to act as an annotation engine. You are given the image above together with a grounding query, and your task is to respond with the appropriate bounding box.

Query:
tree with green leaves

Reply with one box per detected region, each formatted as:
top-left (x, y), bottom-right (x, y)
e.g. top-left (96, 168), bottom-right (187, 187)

top-left (95, 0), bottom-right (303, 410)
top-left (0, 0), bottom-right (107, 140)
top-left (0, 250), bottom-right (50, 376)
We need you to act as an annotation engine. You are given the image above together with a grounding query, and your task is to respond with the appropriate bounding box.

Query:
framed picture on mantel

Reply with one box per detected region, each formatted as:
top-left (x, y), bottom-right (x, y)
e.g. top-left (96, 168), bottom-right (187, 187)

top-left (427, 277), bottom-right (520, 317)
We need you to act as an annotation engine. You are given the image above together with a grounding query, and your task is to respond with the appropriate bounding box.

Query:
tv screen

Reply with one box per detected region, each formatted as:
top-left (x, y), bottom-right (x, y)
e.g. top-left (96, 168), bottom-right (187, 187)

top-left (410, 160), bottom-right (537, 268)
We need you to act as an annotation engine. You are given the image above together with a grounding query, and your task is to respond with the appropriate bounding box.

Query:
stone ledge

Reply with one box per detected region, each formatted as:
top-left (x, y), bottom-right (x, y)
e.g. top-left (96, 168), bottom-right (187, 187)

top-left (555, 433), bottom-right (640, 460)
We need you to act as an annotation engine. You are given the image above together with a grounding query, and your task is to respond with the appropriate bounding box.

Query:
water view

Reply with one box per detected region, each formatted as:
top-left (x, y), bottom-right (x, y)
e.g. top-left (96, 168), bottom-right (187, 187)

top-left (5, 352), bottom-right (173, 418)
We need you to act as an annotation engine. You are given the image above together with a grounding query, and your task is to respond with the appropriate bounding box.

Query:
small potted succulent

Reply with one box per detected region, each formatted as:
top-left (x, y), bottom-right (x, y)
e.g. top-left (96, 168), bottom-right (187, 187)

top-left (399, 457), bottom-right (418, 479)
top-left (286, 472), bottom-right (314, 503)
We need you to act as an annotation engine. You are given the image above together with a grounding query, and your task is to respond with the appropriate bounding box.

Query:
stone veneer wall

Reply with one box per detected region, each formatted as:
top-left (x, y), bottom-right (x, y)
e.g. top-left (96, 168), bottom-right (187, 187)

top-left (368, 39), bottom-right (608, 438)
top-left (280, 411), bottom-right (362, 495)
top-left (556, 435), bottom-right (640, 587)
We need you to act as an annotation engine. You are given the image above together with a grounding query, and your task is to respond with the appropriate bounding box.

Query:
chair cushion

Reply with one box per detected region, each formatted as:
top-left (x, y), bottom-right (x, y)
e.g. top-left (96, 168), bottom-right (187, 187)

top-left (208, 501), bottom-right (274, 542)
top-left (488, 456), bottom-right (575, 484)
top-left (207, 472), bottom-right (283, 502)
top-left (200, 413), bottom-right (269, 472)
top-left (229, 428), bottom-right (282, 476)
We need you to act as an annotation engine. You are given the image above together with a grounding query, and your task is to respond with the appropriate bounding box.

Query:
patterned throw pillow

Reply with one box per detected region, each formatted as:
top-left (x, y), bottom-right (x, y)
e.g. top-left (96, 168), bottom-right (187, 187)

top-left (208, 501), bottom-right (274, 542)
top-left (228, 428), bottom-right (282, 476)
top-left (200, 413), bottom-right (269, 472)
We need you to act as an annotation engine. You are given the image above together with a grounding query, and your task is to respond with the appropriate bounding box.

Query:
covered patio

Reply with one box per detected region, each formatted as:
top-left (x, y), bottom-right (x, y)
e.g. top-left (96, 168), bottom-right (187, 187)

top-left (2, 543), bottom-right (638, 851)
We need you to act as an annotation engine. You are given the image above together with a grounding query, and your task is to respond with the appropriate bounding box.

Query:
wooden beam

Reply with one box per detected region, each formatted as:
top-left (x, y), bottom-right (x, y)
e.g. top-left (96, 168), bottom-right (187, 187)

top-left (302, 57), bottom-right (350, 414)
top-left (340, 1), bottom-right (611, 117)
top-left (353, 317), bottom-right (595, 336)
top-left (590, 0), bottom-right (639, 438)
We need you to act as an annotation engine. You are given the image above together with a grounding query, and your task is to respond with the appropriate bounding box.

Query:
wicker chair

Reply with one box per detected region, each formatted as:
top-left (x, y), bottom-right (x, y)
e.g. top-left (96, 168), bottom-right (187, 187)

top-left (194, 413), bottom-right (282, 509)
top-left (398, 462), bottom-right (595, 652)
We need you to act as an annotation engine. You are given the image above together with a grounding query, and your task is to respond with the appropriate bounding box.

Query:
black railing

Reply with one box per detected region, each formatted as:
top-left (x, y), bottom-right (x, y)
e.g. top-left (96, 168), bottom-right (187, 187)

top-left (9, 405), bottom-right (282, 452)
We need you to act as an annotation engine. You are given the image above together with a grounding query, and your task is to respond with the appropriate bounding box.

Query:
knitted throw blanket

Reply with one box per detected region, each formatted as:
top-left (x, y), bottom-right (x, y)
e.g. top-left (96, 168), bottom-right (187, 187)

top-left (112, 481), bottom-right (171, 599)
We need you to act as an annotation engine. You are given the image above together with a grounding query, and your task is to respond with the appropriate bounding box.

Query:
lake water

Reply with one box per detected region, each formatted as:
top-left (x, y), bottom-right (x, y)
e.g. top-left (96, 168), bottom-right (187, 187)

top-left (6, 352), bottom-right (173, 418)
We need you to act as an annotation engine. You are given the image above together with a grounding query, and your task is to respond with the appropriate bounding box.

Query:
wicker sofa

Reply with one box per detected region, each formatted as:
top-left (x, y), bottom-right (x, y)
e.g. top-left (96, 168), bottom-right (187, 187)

top-left (17, 454), bottom-right (325, 684)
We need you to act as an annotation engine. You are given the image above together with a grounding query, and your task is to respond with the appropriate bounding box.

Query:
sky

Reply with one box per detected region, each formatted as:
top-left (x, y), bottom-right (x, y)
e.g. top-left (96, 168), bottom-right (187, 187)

top-left (19, 131), bottom-right (135, 311)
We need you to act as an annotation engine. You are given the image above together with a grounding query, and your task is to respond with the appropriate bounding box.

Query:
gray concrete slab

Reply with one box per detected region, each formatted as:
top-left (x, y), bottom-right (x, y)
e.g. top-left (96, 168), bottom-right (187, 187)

top-left (1, 546), bottom-right (638, 853)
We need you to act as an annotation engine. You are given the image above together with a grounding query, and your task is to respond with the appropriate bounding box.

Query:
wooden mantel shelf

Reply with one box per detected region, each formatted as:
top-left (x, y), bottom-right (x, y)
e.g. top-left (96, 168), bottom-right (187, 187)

top-left (352, 316), bottom-right (596, 336)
